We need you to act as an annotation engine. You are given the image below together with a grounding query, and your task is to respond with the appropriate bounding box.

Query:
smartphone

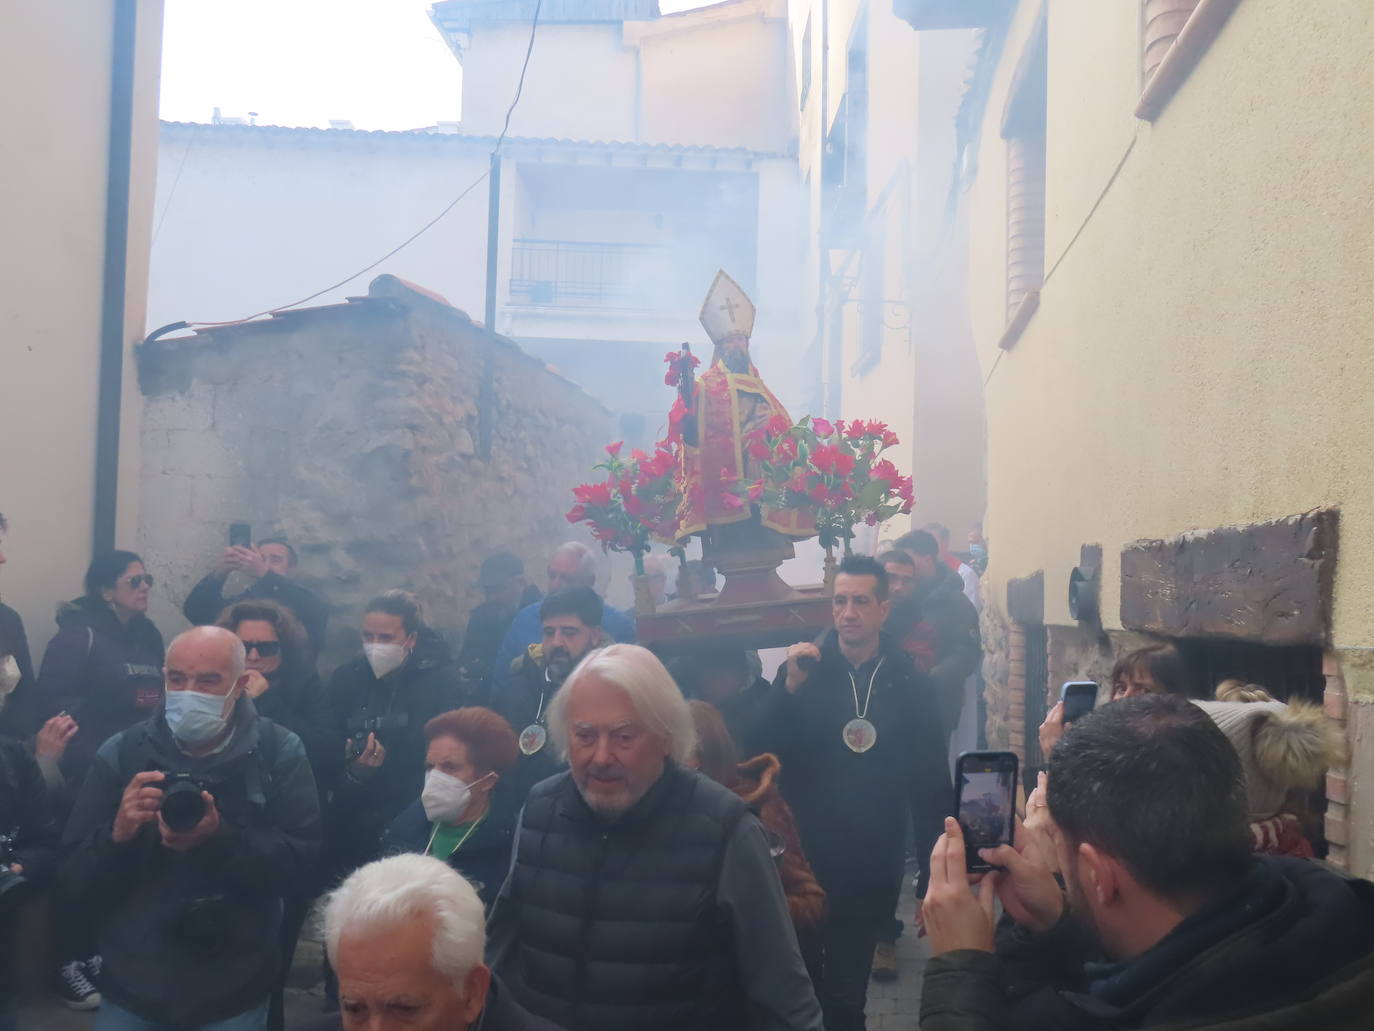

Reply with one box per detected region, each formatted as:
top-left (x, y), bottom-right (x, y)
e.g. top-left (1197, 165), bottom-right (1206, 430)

top-left (956, 750), bottom-right (1019, 873)
top-left (228, 522), bottom-right (252, 549)
top-left (1061, 681), bottom-right (1099, 725)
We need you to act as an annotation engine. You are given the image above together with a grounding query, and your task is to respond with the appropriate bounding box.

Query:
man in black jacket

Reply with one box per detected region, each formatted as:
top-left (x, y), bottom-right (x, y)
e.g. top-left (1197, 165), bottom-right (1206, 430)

top-left (920, 695), bottom-right (1374, 1031)
top-left (455, 552), bottom-right (539, 704)
top-left (0, 735), bottom-right (58, 1022)
top-left (892, 531), bottom-right (980, 738)
top-left (62, 626), bottom-right (320, 1031)
top-left (760, 554), bottom-right (950, 1031)
top-left (489, 643), bottom-right (823, 1031)
top-left (184, 538), bottom-right (328, 656)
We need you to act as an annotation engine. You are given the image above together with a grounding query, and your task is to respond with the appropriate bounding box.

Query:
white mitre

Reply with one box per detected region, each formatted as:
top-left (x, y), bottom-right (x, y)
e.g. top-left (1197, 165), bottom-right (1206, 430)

top-left (699, 270), bottom-right (757, 346)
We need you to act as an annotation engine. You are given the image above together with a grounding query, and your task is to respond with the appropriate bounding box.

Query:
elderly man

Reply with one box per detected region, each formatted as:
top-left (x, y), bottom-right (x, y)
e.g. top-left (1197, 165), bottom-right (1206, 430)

top-left (300, 854), bottom-right (558, 1031)
top-left (920, 695), bottom-right (1374, 1030)
top-left (184, 537), bottom-right (328, 654)
top-left (489, 644), bottom-right (823, 1031)
top-left (489, 543), bottom-right (635, 695)
top-left (62, 626), bottom-right (320, 1031)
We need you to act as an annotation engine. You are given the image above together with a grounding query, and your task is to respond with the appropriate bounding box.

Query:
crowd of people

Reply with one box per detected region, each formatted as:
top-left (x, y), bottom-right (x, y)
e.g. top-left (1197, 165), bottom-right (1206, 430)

top-left (0, 511), bottom-right (1370, 1031)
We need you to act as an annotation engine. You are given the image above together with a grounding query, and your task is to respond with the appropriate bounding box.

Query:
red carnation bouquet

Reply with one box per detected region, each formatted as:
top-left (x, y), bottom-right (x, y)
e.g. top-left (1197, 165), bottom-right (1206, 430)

top-left (566, 442), bottom-right (680, 574)
top-left (746, 416), bottom-right (914, 552)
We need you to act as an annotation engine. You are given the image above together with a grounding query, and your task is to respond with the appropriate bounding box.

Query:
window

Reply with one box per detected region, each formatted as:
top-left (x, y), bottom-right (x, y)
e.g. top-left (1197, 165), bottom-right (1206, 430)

top-left (1136, 0), bottom-right (1242, 121)
top-left (999, 12), bottom-right (1046, 333)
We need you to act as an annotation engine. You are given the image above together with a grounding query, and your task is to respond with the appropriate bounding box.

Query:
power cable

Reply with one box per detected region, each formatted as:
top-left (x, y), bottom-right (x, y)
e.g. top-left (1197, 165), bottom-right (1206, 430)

top-left (187, 0), bottom-right (544, 329)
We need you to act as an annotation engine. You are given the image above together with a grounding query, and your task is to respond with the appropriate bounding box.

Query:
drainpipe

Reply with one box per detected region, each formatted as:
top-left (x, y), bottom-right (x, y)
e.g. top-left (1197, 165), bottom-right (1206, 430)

top-left (92, 0), bottom-right (139, 554)
top-left (814, 0), bottom-right (831, 416)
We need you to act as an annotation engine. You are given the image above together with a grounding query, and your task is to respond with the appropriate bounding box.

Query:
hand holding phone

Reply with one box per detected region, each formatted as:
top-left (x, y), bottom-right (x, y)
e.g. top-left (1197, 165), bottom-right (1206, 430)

top-left (955, 751), bottom-right (1019, 873)
top-left (1060, 681), bottom-right (1098, 725)
top-left (228, 522), bottom-right (252, 549)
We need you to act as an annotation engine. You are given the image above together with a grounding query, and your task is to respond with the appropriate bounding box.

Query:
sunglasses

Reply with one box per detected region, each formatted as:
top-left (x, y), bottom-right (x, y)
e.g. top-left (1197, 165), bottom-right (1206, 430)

top-left (123, 575), bottom-right (155, 589)
top-left (242, 640), bottom-right (282, 658)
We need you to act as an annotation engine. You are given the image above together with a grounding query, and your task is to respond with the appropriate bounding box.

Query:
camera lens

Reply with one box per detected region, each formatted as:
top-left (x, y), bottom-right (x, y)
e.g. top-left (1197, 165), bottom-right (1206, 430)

top-left (162, 779), bottom-right (207, 832)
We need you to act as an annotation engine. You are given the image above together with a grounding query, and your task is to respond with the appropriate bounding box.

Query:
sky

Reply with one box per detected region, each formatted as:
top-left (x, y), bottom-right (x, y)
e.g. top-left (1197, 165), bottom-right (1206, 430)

top-left (159, 0), bottom-right (703, 131)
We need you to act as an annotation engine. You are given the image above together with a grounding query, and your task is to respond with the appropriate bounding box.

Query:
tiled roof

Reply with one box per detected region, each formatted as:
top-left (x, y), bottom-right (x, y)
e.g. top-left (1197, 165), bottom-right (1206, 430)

top-left (158, 120), bottom-right (788, 160)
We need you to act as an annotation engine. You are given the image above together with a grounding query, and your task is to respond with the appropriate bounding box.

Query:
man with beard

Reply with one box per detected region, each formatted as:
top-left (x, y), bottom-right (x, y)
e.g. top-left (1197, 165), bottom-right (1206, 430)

top-left (488, 644), bottom-right (823, 1031)
top-left (494, 588), bottom-right (604, 791)
top-left (920, 694), bottom-right (1374, 1031)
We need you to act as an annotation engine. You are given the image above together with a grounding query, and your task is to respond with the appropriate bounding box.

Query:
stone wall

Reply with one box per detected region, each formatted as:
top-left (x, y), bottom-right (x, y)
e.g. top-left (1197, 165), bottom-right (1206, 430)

top-left (137, 275), bottom-right (611, 672)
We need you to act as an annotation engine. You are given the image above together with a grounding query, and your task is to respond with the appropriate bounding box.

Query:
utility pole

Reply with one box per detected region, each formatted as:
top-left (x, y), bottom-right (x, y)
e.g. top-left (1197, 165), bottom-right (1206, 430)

top-left (484, 151), bottom-right (501, 333)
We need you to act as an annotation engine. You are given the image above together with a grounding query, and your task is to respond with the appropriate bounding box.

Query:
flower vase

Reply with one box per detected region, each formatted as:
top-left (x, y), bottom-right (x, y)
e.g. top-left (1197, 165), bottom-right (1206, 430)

top-left (632, 573), bottom-right (657, 617)
top-left (823, 548), bottom-right (838, 593)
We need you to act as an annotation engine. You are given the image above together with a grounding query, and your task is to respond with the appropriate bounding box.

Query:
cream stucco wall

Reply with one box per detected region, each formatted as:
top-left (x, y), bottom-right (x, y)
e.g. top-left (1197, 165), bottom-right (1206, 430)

top-left (1, 1), bottom-right (163, 659)
top-left (965, 0), bottom-right (1374, 868)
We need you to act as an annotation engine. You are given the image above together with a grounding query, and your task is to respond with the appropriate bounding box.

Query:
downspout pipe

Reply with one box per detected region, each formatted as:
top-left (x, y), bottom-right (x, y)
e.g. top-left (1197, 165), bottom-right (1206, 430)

top-left (93, 0), bottom-right (139, 554)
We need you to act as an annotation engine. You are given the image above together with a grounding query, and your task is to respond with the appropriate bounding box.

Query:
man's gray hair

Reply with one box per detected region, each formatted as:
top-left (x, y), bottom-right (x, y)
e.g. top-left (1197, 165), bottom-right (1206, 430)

top-left (167, 626), bottom-right (246, 681)
top-left (323, 854), bottom-right (485, 985)
top-left (553, 541), bottom-right (599, 586)
top-left (546, 643), bottom-right (698, 763)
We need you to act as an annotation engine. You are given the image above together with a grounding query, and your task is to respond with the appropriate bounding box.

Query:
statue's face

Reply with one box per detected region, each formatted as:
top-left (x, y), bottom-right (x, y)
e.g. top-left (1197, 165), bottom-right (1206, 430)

top-left (719, 333), bottom-right (751, 374)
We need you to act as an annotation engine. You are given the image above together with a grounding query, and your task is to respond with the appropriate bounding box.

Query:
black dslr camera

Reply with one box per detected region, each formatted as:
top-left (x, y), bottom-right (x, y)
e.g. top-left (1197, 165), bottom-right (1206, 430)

top-left (160, 772), bottom-right (212, 833)
top-left (346, 712), bottom-right (409, 761)
top-left (0, 831), bottom-right (37, 914)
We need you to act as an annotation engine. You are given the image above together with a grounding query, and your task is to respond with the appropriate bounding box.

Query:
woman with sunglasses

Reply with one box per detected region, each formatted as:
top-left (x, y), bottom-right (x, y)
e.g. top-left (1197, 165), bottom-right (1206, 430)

top-left (35, 549), bottom-right (165, 1011)
top-left (216, 599), bottom-right (339, 803)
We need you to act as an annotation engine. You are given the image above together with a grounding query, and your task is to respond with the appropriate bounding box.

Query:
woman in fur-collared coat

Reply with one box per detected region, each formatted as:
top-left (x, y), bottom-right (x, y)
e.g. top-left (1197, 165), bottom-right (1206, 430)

top-left (688, 700), bottom-right (827, 941)
top-left (1197, 681), bottom-right (1349, 857)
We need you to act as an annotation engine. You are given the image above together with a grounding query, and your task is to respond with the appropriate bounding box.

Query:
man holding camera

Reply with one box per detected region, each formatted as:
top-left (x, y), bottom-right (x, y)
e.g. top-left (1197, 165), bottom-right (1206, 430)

top-left (184, 537), bottom-right (328, 656)
top-left (62, 626), bottom-right (321, 1031)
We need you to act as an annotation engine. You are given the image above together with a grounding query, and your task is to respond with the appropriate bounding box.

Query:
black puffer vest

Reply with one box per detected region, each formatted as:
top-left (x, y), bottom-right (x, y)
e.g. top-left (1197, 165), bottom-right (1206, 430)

top-left (508, 762), bottom-right (751, 1031)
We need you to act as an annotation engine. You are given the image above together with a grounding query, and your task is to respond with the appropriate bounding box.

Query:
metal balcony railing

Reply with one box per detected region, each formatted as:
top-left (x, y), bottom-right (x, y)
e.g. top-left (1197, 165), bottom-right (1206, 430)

top-left (508, 239), bottom-right (677, 310)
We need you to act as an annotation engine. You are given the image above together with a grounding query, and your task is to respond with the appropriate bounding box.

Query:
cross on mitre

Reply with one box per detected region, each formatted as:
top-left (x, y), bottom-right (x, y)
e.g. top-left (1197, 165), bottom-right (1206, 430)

top-left (699, 270), bottom-right (757, 346)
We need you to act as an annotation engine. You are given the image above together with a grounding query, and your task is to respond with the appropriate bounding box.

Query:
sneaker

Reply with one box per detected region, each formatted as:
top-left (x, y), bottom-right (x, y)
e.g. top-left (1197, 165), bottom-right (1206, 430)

top-left (870, 940), bottom-right (899, 982)
top-left (86, 955), bottom-right (103, 980)
top-left (57, 961), bottom-right (102, 1010)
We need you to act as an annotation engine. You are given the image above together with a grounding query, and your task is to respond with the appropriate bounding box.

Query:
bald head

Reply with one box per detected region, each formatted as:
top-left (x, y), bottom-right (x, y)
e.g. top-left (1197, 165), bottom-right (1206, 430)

top-left (166, 625), bottom-right (247, 695)
top-left (548, 542), bottom-right (599, 592)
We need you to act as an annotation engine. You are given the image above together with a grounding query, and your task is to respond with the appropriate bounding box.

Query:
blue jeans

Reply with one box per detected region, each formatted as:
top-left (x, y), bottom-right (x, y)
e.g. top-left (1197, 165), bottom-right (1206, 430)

top-left (97, 998), bottom-right (269, 1031)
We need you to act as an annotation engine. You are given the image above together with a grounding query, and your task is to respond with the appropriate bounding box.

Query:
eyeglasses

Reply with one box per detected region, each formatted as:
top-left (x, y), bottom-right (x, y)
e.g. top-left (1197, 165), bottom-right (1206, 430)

top-left (242, 640), bottom-right (282, 658)
top-left (123, 575), bottom-right (155, 589)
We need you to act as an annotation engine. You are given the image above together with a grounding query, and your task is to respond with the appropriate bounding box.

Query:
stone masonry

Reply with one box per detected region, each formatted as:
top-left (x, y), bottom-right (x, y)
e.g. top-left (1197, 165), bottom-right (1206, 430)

top-left (137, 275), bottom-right (611, 671)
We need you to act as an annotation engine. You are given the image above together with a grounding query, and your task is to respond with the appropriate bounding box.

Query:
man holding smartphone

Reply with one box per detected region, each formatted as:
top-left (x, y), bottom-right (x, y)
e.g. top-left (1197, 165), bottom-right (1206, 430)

top-left (183, 533), bottom-right (328, 655)
top-left (757, 554), bottom-right (950, 1031)
top-left (920, 696), bottom-right (1374, 1030)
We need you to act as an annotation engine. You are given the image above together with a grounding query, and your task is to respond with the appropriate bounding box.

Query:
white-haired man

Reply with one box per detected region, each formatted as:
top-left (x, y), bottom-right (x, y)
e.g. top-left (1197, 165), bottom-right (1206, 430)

top-left (299, 854), bottom-right (559, 1031)
top-left (488, 644), bottom-right (823, 1031)
top-left (489, 543), bottom-right (636, 695)
top-left (62, 626), bottom-right (321, 1031)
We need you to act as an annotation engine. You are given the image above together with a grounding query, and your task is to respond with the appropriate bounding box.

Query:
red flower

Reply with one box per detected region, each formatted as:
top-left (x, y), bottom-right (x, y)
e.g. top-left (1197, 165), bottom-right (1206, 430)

top-left (897, 476), bottom-right (914, 502)
top-left (865, 513), bottom-right (879, 526)
top-left (566, 504), bottom-right (587, 523)
top-left (720, 492), bottom-right (744, 511)
top-left (573, 482), bottom-right (613, 506)
top-left (882, 429), bottom-right (900, 449)
top-left (901, 497), bottom-right (914, 514)
top-left (765, 413), bottom-right (792, 437)
top-left (812, 417), bottom-right (835, 437)
top-left (747, 438), bottom-right (772, 460)
top-left (605, 441), bottom-right (623, 457)
top-left (786, 468), bottom-right (810, 493)
top-left (774, 436), bottom-right (798, 461)
top-left (812, 445), bottom-right (855, 477)
top-left (809, 484), bottom-right (831, 504)
top-left (631, 448), bottom-right (649, 463)
top-left (748, 481), bottom-right (764, 502)
top-left (871, 459), bottom-right (899, 487)
top-left (844, 421), bottom-right (866, 440)
top-left (864, 420), bottom-right (888, 438)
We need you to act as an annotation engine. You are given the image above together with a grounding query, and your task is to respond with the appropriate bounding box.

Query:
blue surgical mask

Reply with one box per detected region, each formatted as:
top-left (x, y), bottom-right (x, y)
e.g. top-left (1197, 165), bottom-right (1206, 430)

top-left (165, 689), bottom-right (233, 747)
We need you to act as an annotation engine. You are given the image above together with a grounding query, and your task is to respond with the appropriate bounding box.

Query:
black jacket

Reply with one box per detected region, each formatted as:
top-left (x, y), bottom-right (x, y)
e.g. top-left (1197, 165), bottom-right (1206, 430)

top-left (36, 597), bottom-right (165, 784)
top-left (0, 736), bottom-right (58, 1003)
top-left (324, 628), bottom-right (461, 878)
top-left (61, 700), bottom-right (321, 1027)
top-left (456, 599), bottom-right (524, 699)
top-left (920, 857), bottom-right (1374, 1031)
top-left (492, 764), bottom-right (754, 1031)
top-left (493, 653), bottom-right (567, 793)
top-left (294, 974), bottom-right (564, 1031)
top-left (381, 777), bottom-right (524, 909)
top-left (0, 603), bottom-right (38, 738)
top-left (905, 562), bottom-right (981, 733)
top-left (184, 570), bottom-right (329, 656)
top-left (253, 665), bottom-right (341, 804)
top-left (757, 630), bottom-right (950, 910)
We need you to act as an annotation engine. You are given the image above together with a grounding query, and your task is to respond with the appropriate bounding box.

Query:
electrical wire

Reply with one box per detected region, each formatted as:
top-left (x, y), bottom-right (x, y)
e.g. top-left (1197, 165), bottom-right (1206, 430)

top-left (187, 0), bottom-right (545, 329)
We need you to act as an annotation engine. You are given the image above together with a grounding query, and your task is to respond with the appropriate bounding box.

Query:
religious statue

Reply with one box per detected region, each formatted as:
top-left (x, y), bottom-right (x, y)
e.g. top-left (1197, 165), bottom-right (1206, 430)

top-left (672, 270), bottom-right (814, 541)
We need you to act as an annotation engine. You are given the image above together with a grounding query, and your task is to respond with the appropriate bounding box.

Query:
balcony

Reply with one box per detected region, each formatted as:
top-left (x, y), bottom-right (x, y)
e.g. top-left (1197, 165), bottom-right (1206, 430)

top-left (508, 239), bottom-right (682, 311)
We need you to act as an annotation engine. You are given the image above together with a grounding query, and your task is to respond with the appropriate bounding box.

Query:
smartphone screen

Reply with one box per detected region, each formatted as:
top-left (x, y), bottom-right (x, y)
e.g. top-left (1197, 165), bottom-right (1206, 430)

top-left (956, 751), bottom-right (1018, 872)
top-left (229, 522), bottom-right (252, 549)
top-left (1061, 681), bottom-right (1098, 725)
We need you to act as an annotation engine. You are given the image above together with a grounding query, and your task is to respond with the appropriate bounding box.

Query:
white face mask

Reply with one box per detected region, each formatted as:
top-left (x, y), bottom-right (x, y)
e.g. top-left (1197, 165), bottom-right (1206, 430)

top-left (421, 768), bottom-right (495, 825)
top-left (165, 688), bottom-right (234, 747)
top-left (364, 642), bottom-right (408, 679)
top-left (0, 655), bottom-right (20, 703)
